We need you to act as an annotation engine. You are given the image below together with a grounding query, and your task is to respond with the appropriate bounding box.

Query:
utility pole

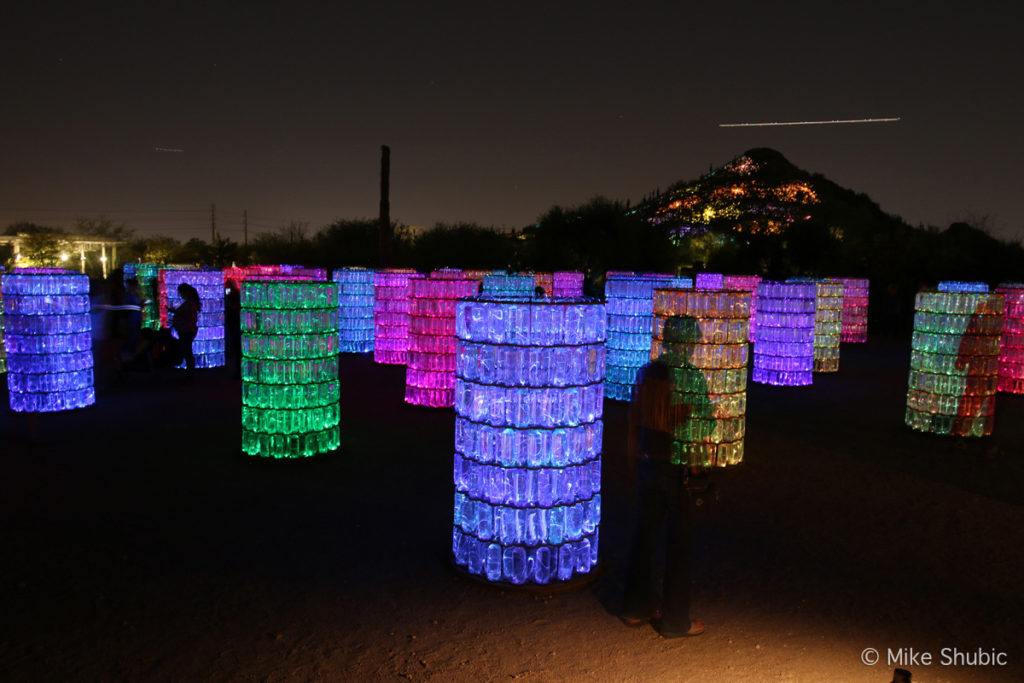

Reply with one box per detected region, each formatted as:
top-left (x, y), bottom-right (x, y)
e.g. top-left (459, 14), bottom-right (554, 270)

top-left (243, 209), bottom-right (248, 246)
top-left (379, 145), bottom-right (391, 266)
top-left (211, 203), bottom-right (217, 243)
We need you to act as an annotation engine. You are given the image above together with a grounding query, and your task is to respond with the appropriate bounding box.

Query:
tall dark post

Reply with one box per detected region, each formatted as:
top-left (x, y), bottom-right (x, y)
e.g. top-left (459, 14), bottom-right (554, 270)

top-left (379, 145), bottom-right (391, 266)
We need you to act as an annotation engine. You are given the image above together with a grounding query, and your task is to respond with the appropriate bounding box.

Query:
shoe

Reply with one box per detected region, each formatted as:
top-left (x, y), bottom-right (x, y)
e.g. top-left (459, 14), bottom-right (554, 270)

top-left (653, 617), bottom-right (705, 638)
top-left (619, 609), bottom-right (662, 628)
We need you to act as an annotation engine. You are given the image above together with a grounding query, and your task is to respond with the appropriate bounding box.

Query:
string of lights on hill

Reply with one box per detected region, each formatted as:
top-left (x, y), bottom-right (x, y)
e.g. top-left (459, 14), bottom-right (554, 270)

top-left (631, 148), bottom-right (824, 241)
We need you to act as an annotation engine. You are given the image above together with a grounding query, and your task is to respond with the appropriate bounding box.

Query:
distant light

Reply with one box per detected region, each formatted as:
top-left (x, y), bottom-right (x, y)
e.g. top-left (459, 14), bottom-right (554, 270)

top-left (154, 147), bottom-right (185, 152)
top-left (719, 117), bottom-right (900, 128)
top-left (59, 252), bottom-right (70, 262)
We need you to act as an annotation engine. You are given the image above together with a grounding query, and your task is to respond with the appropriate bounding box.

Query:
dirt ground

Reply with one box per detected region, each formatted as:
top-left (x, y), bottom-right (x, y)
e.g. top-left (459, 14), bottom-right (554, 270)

top-left (2, 339), bottom-right (1022, 682)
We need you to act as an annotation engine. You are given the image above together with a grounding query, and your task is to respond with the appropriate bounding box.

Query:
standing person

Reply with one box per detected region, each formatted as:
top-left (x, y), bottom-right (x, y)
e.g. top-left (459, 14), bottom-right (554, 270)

top-left (620, 315), bottom-right (710, 638)
top-left (171, 283), bottom-right (201, 372)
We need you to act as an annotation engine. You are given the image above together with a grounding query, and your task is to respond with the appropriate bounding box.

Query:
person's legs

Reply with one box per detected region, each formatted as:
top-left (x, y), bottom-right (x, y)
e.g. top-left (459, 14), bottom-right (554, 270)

top-left (182, 335), bottom-right (196, 371)
top-left (658, 473), bottom-right (693, 635)
top-left (622, 463), bottom-right (668, 621)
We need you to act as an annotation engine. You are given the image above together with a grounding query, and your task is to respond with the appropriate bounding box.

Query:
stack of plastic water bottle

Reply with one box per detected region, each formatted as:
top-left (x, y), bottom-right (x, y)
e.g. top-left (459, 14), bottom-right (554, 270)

top-left (838, 277), bottom-right (870, 343)
top-left (279, 265), bottom-right (328, 280)
top-left (905, 289), bottom-right (1004, 437)
top-left (372, 269), bottom-right (421, 365)
top-left (938, 281), bottom-right (989, 293)
top-left (723, 274), bottom-right (761, 342)
top-left (996, 283), bottom-right (1024, 394)
top-left (552, 272), bottom-right (585, 297)
top-left (0, 266), bottom-right (5, 375)
top-left (651, 288), bottom-right (751, 468)
top-left (810, 280), bottom-right (844, 373)
top-left (241, 280), bottom-right (340, 458)
top-left (125, 263), bottom-right (163, 330)
top-left (333, 268), bottom-right (375, 353)
top-left (405, 274), bottom-right (480, 407)
top-left (695, 272), bottom-right (724, 290)
top-left (223, 264), bottom-right (284, 289)
top-left (452, 295), bottom-right (605, 585)
top-left (605, 273), bottom-right (693, 401)
top-left (481, 272), bottom-right (535, 297)
top-left (2, 268), bottom-right (95, 412)
top-left (158, 268), bottom-right (226, 368)
top-left (753, 281), bottom-right (816, 386)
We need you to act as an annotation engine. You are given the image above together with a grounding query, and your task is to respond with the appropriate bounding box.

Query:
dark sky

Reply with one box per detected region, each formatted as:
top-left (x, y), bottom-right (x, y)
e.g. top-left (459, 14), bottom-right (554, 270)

top-left (3, 3), bottom-right (1022, 241)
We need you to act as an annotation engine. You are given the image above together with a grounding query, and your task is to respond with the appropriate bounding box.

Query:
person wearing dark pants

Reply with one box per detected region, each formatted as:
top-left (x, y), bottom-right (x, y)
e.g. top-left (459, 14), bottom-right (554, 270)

top-left (622, 459), bottom-right (695, 636)
top-left (620, 317), bottom-right (709, 638)
top-left (171, 283), bottom-right (201, 373)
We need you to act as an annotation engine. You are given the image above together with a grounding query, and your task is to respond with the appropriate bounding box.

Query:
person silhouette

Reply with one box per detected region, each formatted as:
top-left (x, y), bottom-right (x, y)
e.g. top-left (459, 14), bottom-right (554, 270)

top-left (621, 314), bottom-right (712, 637)
top-left (171, 283), bottom-right (201, 372)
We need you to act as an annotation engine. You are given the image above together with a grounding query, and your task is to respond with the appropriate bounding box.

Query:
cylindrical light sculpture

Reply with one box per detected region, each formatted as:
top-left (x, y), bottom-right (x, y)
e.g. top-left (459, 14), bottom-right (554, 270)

top-left (333, 268), bottom-right (376, 353)
top-left (127, 262), bottom-right (164, 330)
top-left (535, 272), bottom-right (586, 298)
top-left (482, 272), bottom-right (535, 297)
top-left (813, 280), bottom-right (844, 373)
top-left (3, 268), bottom-right (95, 412)
top-left (405, 275), bottom-right (479, 407)
top-left (997, 283), bottom-right (1024, 394)
top-left (722, 275), bottom-right (761, 342)
top-left (452, 295), bottom-right (605, 585)
top-left (838, 277), bottom-right (870, 343)
top-left (695, 272), bottom-right (724, 290)
top-left (158, 268), bottom-right (225, 368)
top-left (938, 281), bottom-right (989, 293)
top-left (241, 279), bottom-right (340, 458)
top-left (553, 272), bottom-right (585, 297)
top-left (373, 270), bottom-right (421, 365)
top-left (0, 267), bottom-right (6, 374)
top-left (753, 282), bottom-right (816, 386)
top-left (651, 289), bottom-right (750, 469)
top-left (605, 273), bottom-right (693, 401)
top-left (906, 290), bottom-right (1004, 437)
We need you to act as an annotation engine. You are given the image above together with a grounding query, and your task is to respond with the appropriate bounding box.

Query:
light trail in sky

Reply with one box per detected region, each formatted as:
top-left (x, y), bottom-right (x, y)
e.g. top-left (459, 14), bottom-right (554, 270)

top-left (719, 117), bottom-right (900, 128)
top-left (154, 147), bottom-right (185, 152)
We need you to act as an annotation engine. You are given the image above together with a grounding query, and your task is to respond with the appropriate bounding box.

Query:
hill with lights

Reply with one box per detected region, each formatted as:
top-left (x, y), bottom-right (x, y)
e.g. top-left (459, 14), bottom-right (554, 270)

top-left (631, 147), bottom-right (902, 243)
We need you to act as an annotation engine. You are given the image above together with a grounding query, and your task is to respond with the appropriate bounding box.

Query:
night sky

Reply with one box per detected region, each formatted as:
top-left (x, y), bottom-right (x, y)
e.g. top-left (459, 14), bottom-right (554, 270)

top-left (3, 3), bottom-right (1022, 240)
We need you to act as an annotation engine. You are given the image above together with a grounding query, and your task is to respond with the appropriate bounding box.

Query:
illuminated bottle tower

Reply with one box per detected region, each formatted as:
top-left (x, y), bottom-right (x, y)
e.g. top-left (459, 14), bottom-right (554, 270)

top-left (240, 279), bottom-right (340, 458)
top-left (996, 283), bottom-right (1024, 394)
top-left (811, 280), bottom-right (844, 373)
top-left (126, 262), bottom-right (164, 330)
top-left (695, 272), bottom-right (724, 290)
top-left (158, 268), bottom-right (226, 368)
top-left (937, 281), bottom-right (989, 293)
top-left (0, 266), bottom-right (5, 375)
top-left (373, 270), bottom-right (421, 365)
top-left (651, 288), bottom-right (751, 468)
top-left (753, 282), bottom-right (816, 386)
top-left (722, 275), bottom-right (761, 343)
top-left (3, 268), bottom-right (95, 412)
top-left (535, 272), bottom-right (585, 298)
top-left (605, 273), bottom-right (693, 401)
top-left (838, 278), bottom-right (870, 343)
top-left (553, 272), bottom-right (585, 297)
top-left (333, 268), bottom-right (376, 353)
top-left (905, 290), bottom-right (1004, 437)
top-left (452, 295), bottom-right (605, 585)
top-left (405, 274), bottom-right (479, 407)
top-left (482, 272), bottom-right (535, 297)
